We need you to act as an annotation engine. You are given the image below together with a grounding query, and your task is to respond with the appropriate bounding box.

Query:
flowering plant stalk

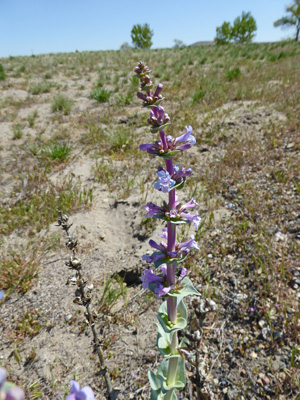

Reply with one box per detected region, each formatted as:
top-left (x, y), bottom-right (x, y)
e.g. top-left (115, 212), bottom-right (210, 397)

top-left (133, 61), bottom-right (201, 400)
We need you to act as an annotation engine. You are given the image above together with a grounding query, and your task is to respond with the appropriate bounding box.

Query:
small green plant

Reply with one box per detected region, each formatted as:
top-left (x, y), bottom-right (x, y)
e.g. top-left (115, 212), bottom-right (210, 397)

top-left (226, 67), bottom-right (241, 81)
top-left (29, 81), bottom-right (52, 95)
top-left (0, 64), bottom-right (6, 80)
top-left (89, 88), bottom-right (111, 103)
top-left (51, 95), bottom-right (73, 114)
top-left (117, 93), bottom-right (133, 106)
top-left (15, 310), bottom-right (43, 338)
top-left (12, 124), bottom-right (23, 139)
top-left (27, 110), bottom-right (38, 127)
top-left (192, 89), bottom-right (206, 103)
top-left (98, 274), bottom-right (128, 313)
top-left (43, 143), bottom-right (72, 161)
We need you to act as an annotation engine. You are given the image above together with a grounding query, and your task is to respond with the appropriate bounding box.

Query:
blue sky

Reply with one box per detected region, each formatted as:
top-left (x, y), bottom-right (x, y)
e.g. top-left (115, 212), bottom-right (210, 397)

top-left (0, 0), bottom-right (294, 57)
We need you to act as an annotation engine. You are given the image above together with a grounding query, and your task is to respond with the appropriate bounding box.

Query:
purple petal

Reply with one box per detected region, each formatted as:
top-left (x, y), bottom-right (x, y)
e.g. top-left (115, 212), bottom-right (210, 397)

top-left (0, 290), bottom-right (4, 301)
top-left (0, 367), bottom-right (7, 387)
top-left (178, 268), bottom-right (187, 283)
top-left (181, 198), bottom-right (198, 210)
top-left (181, 212), bottom-right (201, 229)
top-left (145, 202), bottom-right (162, 218)
top-left (141, 268), bottom-right (164, 289)
top-left (69, 380), bottom-right (80, 395)
top-left (149, 239), bottom-right (164, 251)
top-left (77, 386), bottom-right (95, 400)
top-left (160, 265), bottom-right (167, 275)
top-left (175, 126), bottom-right (193, 143)
top-left (6, 388), bottom-right (25, 400)
top-left (158, 228), bottom-right (168, 240)
top-left (137, 92), bottom-right (147, 101)
top-left (154, 83), bottom-right (163, 97)
top-left (177, 235), bottom-right (199, 250)
top-left (154, 283), bottom-right (174, 298)
top-left (140, 144), bottom-right (154, 152)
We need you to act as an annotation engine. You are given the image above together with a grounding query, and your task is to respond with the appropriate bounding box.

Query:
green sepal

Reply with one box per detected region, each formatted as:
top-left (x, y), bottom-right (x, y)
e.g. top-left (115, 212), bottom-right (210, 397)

top-left (172, 180), bottom-right (185, 191)
top-left (157, 356), bottom-right (186, 391)
top-left (135, 71), bottom-right (151, 79)
top-left (151, 122), bottom-right (170, 133)
top-left (142, 84), bottom-right (153, 91)
top-left (143, 98), bottom-right (165, 108)
top-left (157, 300), bottom-right (187, 334)
top-left (159, 150), bottom-right (181, 160)
top-left (153, 215), bottom-right (190, 225)
top-left (153, 252), bottom-right (187, 269)
top-left (167, 277), bottom-right (201, 300)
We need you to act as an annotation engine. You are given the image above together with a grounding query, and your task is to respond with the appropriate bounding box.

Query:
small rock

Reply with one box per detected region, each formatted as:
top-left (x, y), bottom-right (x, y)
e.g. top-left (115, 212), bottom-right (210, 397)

top-left (250, 351), bottom-right (258, 359)
top-left (275, 232), bottom-right (286, 242)
top-left (65, 314), bottom-right (73, 322)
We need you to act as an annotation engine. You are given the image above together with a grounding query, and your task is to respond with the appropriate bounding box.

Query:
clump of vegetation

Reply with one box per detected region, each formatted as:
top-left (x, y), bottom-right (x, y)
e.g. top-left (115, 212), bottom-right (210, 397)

top-left (43, 142), bottom-right (72, 161)
top-left (27, 110), bottom-right (38, 127)
top-left (51, 94), bottom-right (73, 114)
top-left (12, 124), bottom-right (23, 139)
top-left (29, 81), bottom-right (52, 95)
top-left (0, 64), bottom-right (6, 80)
top-left (226, 66), bottom-right (242, 81)
top-left (89, 87), bottom-right (111, 103)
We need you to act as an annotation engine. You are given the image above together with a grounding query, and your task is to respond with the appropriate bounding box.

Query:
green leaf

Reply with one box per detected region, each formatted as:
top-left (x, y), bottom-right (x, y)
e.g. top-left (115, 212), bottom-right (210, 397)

top-left (168, 277), bottom-right (201, 300)
top-left (157, 300), bottom-right (187, 333)
top-left (156, 322), bottom-right (172, 357)
top-left (157, 357), bottom-right (186, 391)
top-left (159, 150), bottom-right (181, 160)
top-left (149, 370), bottom-right (162, 392)
top-left (151, 122), bottom-right (170, 133)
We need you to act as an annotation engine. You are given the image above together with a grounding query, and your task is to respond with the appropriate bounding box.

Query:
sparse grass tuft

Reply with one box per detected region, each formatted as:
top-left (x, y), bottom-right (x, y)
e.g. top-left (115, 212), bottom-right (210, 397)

top-left (89, 88), bottom-right (111, 103)
top-left (226, 67), bottom-right (241, 81)
top-left (29, 81), bottom-right (52, 95)
top-left (0, 64), bottom-right (6, 80)
top-left (51, 94), bottom-right (73, 114)
top-left (43, 142), bottom-right (72, 161)
top-left (12, 124), bottom-right (23, 139)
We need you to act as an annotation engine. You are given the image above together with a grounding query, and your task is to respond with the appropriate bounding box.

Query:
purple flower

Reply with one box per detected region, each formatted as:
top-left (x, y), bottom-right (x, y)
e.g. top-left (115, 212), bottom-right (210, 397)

top-left (147, 106), bottom-right (170, 131)
top-left (153, 165), bottom-right (192, 192)
top-left (154, 283), bottom-right (174, 298)
top-left (142, 230), bottom-right (199, 265)
top-left (140, 126), bottom-right (196, 157)
top-left (137, 84), bottom-right (164, 107)
top-left (0, 290), bottom-right (4, 301)
top-left (141, 268), bottom-right (164, 289)
top-left (153, 170), bottom-right (175, 193)
top-left (65, 380), bottom-right (95, 400)
top-left (144, 197), bottom-right (200, 229)
top-left (0, 368), bottom-right (6, 387)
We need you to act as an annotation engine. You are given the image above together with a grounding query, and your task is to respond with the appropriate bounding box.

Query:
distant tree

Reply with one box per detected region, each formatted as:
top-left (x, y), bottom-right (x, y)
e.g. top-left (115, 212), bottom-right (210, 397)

top-left (274, 0), bottom-right (300, 41)
top-left (215, 21), bottom-right (232, 44)
top-left (231, 12), bottom-right (257, 43)
top-left (120, 42), bottom-right (132, 50)
top-left (173, 39), bottom-right (185, 48)
top-left (131, 23), bottom-right (153, 49)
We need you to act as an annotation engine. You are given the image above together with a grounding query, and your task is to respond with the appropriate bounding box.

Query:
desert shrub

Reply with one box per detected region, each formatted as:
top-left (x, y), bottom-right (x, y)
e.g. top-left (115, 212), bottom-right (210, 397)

top-left (29, 81), bottom-right (52, 95)
top-left (131, 23), bottom-right (153, 49)
top-left (51, 95), bottom-right (73, 114)
top-left (226, 67), bottom-right (242, 81)
top-left (0, 64), bottom-right (6, 80)
top-left (89, 88), bottom-right (111, 103)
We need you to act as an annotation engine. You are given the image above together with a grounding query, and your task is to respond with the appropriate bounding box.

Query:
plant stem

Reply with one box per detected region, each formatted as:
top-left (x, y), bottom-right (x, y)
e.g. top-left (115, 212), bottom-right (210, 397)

top-left (159, 131), bottom-right (179, 394)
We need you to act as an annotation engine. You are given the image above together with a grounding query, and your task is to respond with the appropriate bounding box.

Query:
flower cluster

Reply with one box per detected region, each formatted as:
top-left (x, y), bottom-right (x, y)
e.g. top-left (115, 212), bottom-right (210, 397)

top-left (142, 228), bottom-right (199, 266)
top-left (153, 165), bottom-right (192, 193)
top-left (141, 264), bottom-right (187, 298)
top-left (140, 125), bottom-right (196, 158)
top-left (145, 197), bottom-right (200, 228)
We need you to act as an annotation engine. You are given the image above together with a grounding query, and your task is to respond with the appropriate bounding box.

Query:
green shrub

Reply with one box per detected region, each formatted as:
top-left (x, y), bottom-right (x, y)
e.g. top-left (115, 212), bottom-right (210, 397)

top-left (0, 64), bottom-right (6, 80)
top-left (192, 90), bottom-right (206, 104)
top-left (51, 95), bottom-right (73, 114)
top-left (29, 81), bottom-right (52, 95)
top-left (226, 67), bottom-right (241, 81)
top-left (89, 88), bottom-right (111, 103)
top-left (43, 143), bottom-right (72, 161)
